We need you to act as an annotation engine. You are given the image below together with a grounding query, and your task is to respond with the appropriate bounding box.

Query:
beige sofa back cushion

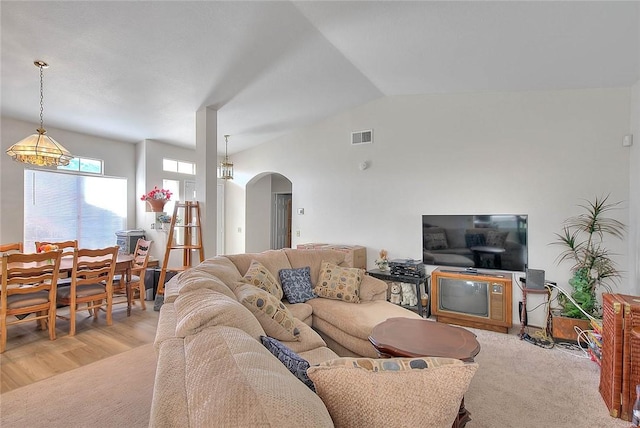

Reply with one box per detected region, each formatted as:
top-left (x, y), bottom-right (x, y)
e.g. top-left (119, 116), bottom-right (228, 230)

top-left (226, 250), bottom-right (292, 287)
top-left (284, 249), bottom-right (347, 286)
top-left (193, 256), bottom-right (243, 286)
top-left (176, 269), bottom-right (237, 300)
top-left (174, 288), bottom-right (265, 339)
top-left (184, 326), bottom-right (333, 427)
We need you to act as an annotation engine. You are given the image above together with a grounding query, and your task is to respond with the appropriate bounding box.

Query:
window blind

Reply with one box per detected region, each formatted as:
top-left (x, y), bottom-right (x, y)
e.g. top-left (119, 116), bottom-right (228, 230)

top-left (24, 169), bottom-right (127, 251)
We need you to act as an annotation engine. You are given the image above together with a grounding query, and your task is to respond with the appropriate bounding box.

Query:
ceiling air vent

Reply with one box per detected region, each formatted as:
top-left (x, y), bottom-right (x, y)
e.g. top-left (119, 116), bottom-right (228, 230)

top-left (351, 129), bottom-right (373, 145)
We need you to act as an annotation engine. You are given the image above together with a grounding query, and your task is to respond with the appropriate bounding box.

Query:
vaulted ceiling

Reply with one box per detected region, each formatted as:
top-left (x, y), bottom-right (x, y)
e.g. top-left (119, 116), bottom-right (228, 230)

top-left (2, 1), bottom-right (638, 154)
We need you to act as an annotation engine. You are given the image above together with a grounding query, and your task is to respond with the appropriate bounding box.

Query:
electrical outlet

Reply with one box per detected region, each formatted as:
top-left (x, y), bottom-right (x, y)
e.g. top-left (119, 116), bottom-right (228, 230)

top-left (296, 230), bottom-right (300, 237)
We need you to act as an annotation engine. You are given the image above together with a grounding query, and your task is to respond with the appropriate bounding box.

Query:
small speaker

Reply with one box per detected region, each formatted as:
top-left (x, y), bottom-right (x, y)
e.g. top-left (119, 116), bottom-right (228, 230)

top-left (525, 268), bottom-right (545, 290)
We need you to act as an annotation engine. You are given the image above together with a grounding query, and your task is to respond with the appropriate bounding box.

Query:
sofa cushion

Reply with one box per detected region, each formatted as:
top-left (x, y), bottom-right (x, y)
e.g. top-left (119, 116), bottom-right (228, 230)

top-left (284, 249), bottom-right (347, 286)
top-left (183, 326), bottom-right (333, 427)
top-left (175, 269), bottom-right (237, 301)
top-left (308, 299), bottom-right (423, 357)
top-left (260, 336), bottom-right (315, 391)
top-left (485, 230), bottom-right (508, 248)
top-left (279, 266), bottom-right (316, 303)
top-left (174, 288), bottom-right (265, 340)
top-left (284, 301), bottom-right (313, 326)
top-left (192, 256), bottom-right (243, 288)
top-left (359, 276), bottom-right (388, 302)
top-left (279, 318), bottom-right (328, 354)
top-left (226, 250), bottom-right (291, 287)
top-left (307, 357), bottom-right (478, 428)
top-left (424, 231), bottom-right (448, 250)
top-left (241, 260), bottom-right (283, 299)
top-left (234, 283), bottom-right (300, 341)
top-left (314, 261), bottom-right (362, 303)
top-left (298, 346), bottom-right (340, 366)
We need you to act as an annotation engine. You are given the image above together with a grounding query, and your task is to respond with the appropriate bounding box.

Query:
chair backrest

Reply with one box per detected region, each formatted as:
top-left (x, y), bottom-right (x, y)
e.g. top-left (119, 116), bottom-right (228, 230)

top-left (0, 242), bottom-right (23, 254)
top-left (131, 239), bottom-right (152, 271)
top-left (1, 250), bottom-right (62, 302)
top-left (71, 246), bottom-right (119, 292)
top-left (35, 240), bottom-right (78, 257)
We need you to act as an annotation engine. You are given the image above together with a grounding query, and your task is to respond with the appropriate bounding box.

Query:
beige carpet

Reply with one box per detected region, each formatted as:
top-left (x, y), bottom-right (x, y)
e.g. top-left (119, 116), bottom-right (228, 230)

top-left (0, 328), bottom-right (630, 427)
top-left (0, 343), bottom-right (156, 428)
top-left (466, 327), bottom-right (628, 428)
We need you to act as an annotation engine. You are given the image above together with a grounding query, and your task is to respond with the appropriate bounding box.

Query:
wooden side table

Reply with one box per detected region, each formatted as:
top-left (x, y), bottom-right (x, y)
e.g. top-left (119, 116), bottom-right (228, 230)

top-left (367, 269), bottom-right (429, 317)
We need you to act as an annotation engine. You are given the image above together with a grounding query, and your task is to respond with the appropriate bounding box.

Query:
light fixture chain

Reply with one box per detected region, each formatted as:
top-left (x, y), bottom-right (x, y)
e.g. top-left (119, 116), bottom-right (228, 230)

top-left (39, 63), bottom-right (44, 129)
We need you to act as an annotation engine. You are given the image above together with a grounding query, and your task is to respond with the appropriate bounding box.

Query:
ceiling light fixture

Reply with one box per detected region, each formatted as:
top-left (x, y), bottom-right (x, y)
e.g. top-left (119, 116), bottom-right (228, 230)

top-left (6, 61), bottom-right (73, 167)
top-left (219, 134), bottom-right (233, 180)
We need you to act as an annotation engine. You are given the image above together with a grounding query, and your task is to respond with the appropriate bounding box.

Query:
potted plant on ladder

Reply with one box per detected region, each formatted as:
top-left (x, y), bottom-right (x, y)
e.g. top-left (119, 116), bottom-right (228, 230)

top-left (551, 194), bottom-right (625, 341)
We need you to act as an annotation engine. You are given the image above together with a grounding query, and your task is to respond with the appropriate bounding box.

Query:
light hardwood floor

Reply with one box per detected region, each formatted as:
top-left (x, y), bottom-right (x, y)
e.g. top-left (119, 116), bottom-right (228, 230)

top-left (1, 302), bottom-right (159, 393)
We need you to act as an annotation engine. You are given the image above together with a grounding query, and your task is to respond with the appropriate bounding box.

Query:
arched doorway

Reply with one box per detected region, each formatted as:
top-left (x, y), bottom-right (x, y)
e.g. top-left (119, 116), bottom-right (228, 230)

top-left (245, 172), bottom-right (292, 252)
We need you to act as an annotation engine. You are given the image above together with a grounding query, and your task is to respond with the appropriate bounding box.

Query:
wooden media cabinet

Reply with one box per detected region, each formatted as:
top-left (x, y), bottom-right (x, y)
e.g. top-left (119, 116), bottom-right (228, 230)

top-left (431, 268), bottom-right (512, 333)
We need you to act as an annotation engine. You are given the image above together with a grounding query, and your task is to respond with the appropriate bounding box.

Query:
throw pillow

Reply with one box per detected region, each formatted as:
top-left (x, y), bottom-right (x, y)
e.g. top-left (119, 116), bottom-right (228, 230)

top-left (279, 266), bottom-right (316, 304)
top-left (423, 232), bottom-right (448, 250)
top-left (314, 261), bottom-right (362, 303)
top-left (260, 336), bottom-right (315, 392)
top-left (485, 230), bottom-right (508, 248)
top-left (241, 259), bottom-right (283, 300)
top-left (234, 283), bottom-right (300, 341)
top-left (306, 357), bottom-right (478, 427)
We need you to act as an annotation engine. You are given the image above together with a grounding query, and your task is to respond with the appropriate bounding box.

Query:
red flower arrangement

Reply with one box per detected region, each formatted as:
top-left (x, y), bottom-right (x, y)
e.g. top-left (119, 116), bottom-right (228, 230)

top-left (37, 244), bottom-right (59, 253)
top-left (140, 186), bottom-right (172, 201)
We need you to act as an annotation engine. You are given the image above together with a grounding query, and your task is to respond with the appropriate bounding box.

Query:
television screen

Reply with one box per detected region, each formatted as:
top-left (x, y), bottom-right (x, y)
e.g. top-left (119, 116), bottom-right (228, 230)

top-left (422, 214), bottom-right (528, 272)
top-left (439, 277), bottom-right (489, 317)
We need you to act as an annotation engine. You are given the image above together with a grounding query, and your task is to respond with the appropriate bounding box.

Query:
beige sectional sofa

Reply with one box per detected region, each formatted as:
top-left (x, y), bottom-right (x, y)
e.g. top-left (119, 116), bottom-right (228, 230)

top-left (150, 249), bottom-right (478, 427)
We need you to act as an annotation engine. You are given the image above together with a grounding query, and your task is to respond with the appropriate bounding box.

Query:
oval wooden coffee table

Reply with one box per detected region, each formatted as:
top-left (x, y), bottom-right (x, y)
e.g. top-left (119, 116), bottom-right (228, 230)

top-left (369, 317), bottom-right (480, 428)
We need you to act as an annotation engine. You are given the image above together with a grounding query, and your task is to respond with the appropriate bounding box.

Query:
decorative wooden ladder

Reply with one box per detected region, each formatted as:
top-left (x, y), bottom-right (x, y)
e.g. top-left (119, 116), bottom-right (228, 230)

top-left (156, 201), bottom-right (204, 295)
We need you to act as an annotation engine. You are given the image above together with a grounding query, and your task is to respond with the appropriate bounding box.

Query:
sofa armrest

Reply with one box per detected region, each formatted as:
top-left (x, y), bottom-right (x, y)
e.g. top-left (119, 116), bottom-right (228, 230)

top-left (359, 276), bottom-right (387, 301)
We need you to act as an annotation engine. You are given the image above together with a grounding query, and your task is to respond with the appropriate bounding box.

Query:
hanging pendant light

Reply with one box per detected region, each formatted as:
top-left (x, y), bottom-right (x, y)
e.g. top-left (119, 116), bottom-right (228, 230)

top-left (219, 134), bottom-right (234, 180)
top-left (6, 61), bottom-right (73, 167)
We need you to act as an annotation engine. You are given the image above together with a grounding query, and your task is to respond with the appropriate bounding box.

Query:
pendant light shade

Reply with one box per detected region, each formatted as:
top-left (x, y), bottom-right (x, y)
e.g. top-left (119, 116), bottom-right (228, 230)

top-left (6, 61), bottom-right (73, 167)
top-left (219, 134), bottom-right (233, 180)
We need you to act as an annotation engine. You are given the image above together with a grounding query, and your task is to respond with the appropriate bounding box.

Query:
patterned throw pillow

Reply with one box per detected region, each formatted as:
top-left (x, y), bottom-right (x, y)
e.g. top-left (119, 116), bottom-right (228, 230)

top-left (241, 260), bottom-right (283, 300)
top-left (234, 284), bottom-right (300, 341)
top-left (314, 261), bottom-right (362, 303)
top-left (279, 267), bottom-right (316, 304)
top-left (423, 232), bottom-right (448, 250)
top-left (260, 336), bottom-right (315, 392)
top-left (485, 230), bottom-right (508, 248)
top-left (306, 357), bottom-right (478, 427)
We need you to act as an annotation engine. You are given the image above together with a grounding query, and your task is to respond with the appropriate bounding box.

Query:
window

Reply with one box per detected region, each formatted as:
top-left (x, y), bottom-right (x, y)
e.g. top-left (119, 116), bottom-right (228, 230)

top-left (24, 169), bottom-right (127, 251)
top-left (162, 179), bottom-right (180, 215)
top-left (57, 156), bottom-right (103, 174)
top-left (163, 158), bottom-right (196, 175)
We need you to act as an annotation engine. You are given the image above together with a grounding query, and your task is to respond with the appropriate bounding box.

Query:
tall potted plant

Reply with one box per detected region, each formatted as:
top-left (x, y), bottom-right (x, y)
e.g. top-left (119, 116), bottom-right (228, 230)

top-left (552, 195), bottom-right (625, 337)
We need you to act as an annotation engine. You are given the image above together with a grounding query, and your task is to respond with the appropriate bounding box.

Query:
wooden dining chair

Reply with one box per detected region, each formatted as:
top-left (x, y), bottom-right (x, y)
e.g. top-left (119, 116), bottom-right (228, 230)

top-left (56, 246), bottom-right (118, 336)
top-left (35, 240), bottom-right (78, 257)
top-left (0, 250), bottom-right (62, 353)
top-left (113, 239), bottom-right (152, 314)
top-left (35, 240), bottom-right (78, 286)
top-left (0, 242), bottom-right (23, 254)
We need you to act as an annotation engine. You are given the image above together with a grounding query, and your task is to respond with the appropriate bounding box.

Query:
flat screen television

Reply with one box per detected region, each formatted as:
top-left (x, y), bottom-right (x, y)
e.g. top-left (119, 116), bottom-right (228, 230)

top-left (422, 214), bottom-right (528, 272)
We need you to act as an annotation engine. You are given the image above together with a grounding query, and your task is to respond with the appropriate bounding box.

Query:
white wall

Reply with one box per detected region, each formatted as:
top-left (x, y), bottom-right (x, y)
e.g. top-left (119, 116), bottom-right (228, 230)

top-left (1, 117), bottom-right (136, 244)
top-left (629, 81), bottom-right (640, 295)
top-left (137, 139), bottom-right (198, 263)
top-left (227, 88), bottom-right (634, 326)
top-left (246, 174), bottom-right (272, 253)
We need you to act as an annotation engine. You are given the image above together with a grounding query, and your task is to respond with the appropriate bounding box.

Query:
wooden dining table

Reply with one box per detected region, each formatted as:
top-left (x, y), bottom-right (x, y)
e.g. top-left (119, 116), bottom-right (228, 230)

top-left (1, 253), bottom-right (136, 315)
